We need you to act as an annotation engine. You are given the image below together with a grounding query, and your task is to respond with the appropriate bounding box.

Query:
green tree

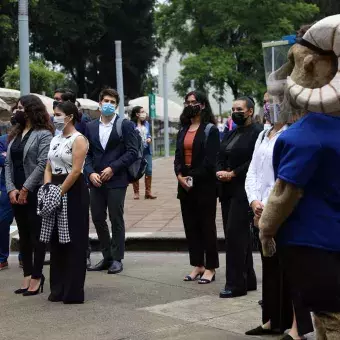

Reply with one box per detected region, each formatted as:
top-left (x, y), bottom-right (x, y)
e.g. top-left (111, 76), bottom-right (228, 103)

top-left (141, 71), bottom-right (158, 96)
top-left (3, 59), bottom-right (70, 97)
top-left (156, 0), bottom-right (319, 101)
top-left (306, 0), bottom-right (340, 17)
top-left (29, 0), bottom-right (158, 100)
top-left (0, 0), bottom-right (18, 87)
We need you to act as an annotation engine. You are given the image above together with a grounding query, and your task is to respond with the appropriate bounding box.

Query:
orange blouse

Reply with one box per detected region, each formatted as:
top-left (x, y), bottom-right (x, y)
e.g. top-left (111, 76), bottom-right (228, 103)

top-left (184, 129), bottom-right (197, 166)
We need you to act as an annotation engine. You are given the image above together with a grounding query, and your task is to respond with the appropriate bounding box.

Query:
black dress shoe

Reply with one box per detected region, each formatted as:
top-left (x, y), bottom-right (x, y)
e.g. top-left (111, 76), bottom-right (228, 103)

top-left (108, 260), bottom-right (123, 274)
top-left (245, 326), bottom-right (282, 336)
top-left (219, 288), bottom-right (247, 298)
top-left (87, 259), bottom-right (112, 271)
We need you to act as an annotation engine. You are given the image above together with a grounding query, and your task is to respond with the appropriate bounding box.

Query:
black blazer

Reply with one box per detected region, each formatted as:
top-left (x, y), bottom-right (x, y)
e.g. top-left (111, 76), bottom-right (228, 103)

top-left (217, 123), bottom-right (263, 199)
top-left (84, 118), bottom-right (138, 189)
top-left (174, 123), bottom-right (220, 200)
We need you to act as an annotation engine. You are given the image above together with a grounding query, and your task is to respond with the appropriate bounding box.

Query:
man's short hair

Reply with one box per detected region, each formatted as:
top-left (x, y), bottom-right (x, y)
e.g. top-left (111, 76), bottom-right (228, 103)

top-left (99, 88), bottom-right (120, 105)
top-left (61, 91), bottom-right (76, 104)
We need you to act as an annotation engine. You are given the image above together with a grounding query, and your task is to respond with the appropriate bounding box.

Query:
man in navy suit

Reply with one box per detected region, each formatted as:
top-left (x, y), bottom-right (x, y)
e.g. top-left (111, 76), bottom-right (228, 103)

top-left (85, 88), bottom-right (138, 274)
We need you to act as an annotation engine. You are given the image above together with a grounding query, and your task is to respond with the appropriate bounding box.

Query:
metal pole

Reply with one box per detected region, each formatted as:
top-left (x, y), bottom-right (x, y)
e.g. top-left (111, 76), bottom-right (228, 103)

top-left (151, 119), bottom-right (155, 155)
top-left (162, 63), bottom-right (169, 157)
top-left (190, 79), bottom-right (195, 92)
top-left (115, 41), bottom-right (125, 117)
top-left (18, 0), bottom-right (30, 96)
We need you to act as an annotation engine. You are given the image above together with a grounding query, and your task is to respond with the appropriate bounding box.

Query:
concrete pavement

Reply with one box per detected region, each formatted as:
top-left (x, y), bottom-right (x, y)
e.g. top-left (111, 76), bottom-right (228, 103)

top-left (0, 252), bottom-right (315, 340)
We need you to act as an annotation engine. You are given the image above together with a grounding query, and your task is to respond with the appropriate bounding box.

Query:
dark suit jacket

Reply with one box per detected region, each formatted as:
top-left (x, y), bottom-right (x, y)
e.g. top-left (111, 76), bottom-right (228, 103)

top-left (217, 123), bottom-right (263, 200)
top-left (84, 118), bottom-right (139, 189)
top-left (174, 123), bottom-right (220, 200)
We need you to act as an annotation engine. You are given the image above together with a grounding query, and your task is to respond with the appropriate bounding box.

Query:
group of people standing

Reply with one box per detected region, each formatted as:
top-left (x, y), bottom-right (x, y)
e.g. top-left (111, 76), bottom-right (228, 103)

top-left (175, 91), bottom-right (261, 291)
top-left (0, 87), bottom-right (156, 304)
top-left (175, 90), bottom-right (316, 340)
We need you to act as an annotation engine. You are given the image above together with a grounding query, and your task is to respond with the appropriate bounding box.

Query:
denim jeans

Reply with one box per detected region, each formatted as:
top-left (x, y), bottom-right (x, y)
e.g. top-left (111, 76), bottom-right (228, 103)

top-left (144, 152), bottom-right (152, 176)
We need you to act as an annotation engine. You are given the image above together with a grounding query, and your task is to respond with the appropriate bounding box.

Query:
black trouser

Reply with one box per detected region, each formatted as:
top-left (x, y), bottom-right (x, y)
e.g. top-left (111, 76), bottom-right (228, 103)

top-left (221, 195), bottom-right (256, 292)
top-left (90, 186), bottom-right (126, 262)
top-left (50, 175), bottom-right (89, 303)
top-left (281, 246), bottom-right (340, 313)
top-left (13, 190), bottom-right (46, 279)
top-left (261, 249), bottom-right (293, 332)
top-left (180, 191), bottom-right (219, 269)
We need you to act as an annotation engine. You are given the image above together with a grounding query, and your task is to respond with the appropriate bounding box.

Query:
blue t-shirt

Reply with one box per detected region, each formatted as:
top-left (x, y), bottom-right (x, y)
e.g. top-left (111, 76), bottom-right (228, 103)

top-left (273, 112), bottom-right (340, 251)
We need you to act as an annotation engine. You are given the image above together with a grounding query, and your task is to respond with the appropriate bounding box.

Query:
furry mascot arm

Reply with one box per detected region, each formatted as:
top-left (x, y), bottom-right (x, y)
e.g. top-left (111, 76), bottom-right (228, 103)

top-left (259, 179), bottom-right (303, 256)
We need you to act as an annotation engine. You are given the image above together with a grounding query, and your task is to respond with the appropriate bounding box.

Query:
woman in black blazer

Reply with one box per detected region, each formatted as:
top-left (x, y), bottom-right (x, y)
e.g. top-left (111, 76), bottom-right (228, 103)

top-left (174, 91), bottom-right (220, 284)
top-left (217, 96), bottom-right (263, 298)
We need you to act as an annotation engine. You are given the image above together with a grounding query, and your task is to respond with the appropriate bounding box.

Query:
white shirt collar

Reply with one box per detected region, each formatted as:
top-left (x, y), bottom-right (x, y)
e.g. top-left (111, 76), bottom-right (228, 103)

top-left (99, 114), bottom-right (117, 126)
top-left (264, 124), bottom-right (288, 138)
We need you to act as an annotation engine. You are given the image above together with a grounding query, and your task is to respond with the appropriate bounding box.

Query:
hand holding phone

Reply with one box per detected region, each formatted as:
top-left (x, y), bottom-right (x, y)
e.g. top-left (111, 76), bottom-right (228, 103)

top-left (186, 176), bottom-right (193, 188)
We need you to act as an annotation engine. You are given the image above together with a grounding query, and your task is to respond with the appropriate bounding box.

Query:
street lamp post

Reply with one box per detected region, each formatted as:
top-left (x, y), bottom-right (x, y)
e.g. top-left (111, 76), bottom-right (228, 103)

top-left (18, 0), bottom-right (30, 95)
top-left (115, 41), bottom-right (125, 117)
top-left (162, 63), bottom-right (169, 158)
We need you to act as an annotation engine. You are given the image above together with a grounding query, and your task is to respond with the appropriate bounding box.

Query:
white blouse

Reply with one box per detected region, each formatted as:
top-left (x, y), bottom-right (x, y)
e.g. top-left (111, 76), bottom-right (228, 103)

top-left (245, 125), bottom-right (288, 206)
top-left (48, 132), bottom-right (87, 175)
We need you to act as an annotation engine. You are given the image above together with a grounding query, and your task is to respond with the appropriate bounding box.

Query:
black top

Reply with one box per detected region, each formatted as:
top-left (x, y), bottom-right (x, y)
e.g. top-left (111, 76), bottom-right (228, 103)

top-left (217, 123), bottom-right (262, 200)
top-left (174, 123), bottom-right (220, 200)
top-left (11, 130), bottom-right (33, 189)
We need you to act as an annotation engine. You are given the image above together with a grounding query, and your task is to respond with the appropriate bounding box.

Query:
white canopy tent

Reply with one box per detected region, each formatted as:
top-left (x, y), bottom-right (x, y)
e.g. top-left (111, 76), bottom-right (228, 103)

top-left (77, 98), bottom-right (99, 111)
top-left (0, 88), bottom-right (54, 115)
top-left (0, 98), bottom-right (12, 120)
top-left (128, 96), bottom-right (183, 121)
top-left (31, 93), bottom-right (54, 115)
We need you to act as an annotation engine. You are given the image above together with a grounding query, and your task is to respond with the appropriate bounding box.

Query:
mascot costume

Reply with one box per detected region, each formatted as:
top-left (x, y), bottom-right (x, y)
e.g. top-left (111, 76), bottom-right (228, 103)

top-left (260, 14), bottom-right (340, 340)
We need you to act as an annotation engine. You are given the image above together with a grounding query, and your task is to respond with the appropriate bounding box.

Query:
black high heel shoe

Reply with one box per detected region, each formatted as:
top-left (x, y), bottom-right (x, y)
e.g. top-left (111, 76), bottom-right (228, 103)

top-left (14, 287), bottom-right (29, 294)
top-left (23, 275), bottom-right (45, 296)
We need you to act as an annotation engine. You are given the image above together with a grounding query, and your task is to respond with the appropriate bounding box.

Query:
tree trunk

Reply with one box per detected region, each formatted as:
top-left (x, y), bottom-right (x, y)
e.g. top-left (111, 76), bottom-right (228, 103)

top-left (76, 63), bottom-right (87, 97)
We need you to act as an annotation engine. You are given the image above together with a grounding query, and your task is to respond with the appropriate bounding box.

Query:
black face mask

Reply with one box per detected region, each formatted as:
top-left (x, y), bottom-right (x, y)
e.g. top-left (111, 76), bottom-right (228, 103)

top-left (10, 116), bottom-right (17, 126)
top-left (14, 110), bottom-right (26, 127)
top-left (183, 104), bottom-right (201, 119)
top-left (232, 111), bottom-right (248, 126)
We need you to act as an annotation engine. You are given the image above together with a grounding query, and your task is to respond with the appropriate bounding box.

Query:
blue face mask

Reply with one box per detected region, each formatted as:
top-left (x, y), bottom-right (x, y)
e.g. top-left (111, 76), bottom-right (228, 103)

top-left (101, 103), bottom-right (116, 116)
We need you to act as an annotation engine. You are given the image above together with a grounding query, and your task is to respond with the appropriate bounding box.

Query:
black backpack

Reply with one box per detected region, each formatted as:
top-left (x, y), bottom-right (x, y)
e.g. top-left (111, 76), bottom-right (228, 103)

top-left (115, 117), bottom-right (148, 182)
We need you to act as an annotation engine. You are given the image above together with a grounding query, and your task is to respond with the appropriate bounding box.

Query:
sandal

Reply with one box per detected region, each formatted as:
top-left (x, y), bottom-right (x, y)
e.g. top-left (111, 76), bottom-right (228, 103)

top-left (198, 274), bottom-right (216, 284)
top-left (183, 274), bottom-right (201, 282)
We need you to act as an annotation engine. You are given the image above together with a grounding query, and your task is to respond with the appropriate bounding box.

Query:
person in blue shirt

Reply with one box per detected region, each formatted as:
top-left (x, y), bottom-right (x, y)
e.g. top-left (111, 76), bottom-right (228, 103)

top-left (259, 15), bottom-right (340, 339)
top-left (0, 134), bottom-right (14, 270)
top-left (130, 106), bottom-right (156, 200)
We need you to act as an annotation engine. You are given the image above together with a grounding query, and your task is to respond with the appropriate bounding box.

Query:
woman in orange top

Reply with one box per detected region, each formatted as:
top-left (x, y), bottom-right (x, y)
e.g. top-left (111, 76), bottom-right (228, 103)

top-left (174, 91), bottom-right (220, 284)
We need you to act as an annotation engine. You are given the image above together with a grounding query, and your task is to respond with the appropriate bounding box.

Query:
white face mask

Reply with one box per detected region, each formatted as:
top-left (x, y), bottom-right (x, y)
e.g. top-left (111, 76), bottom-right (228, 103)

top-left (264, 123), bottom-right (272, 130)
top-left (54, 115), bottom-right (72, 132)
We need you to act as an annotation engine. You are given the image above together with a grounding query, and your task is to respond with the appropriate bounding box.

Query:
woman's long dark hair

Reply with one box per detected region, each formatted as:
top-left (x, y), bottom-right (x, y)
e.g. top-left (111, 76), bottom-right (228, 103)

top-left (130, 106), bottom-right (144, 125)
top-left (180, 91), bottom-right (216, 127)
top-left (8, 95), bottom-right (54, 141)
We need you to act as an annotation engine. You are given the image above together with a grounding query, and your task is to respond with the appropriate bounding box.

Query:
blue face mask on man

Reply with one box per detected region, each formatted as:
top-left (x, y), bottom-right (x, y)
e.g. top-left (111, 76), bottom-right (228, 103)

top-left (101, 103), bottom-right (116, 116)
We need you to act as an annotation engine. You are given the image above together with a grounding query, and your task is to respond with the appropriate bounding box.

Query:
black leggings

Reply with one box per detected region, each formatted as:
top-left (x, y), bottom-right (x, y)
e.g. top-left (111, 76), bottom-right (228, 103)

top-left (13, 191), bottom-right (46, 279)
